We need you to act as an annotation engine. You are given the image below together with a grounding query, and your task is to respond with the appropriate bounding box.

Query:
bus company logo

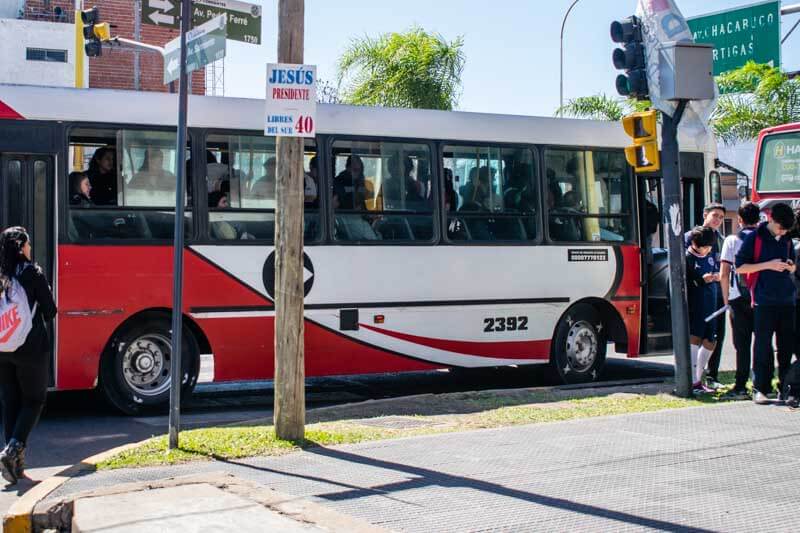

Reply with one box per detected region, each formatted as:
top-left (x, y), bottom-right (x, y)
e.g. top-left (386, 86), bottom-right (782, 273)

top-left (774, 142), bottom-right (785, 158)
top-left (262, 251), bottom-right (315, 300)
top-left (0, 305), bottom-right (21, 344)
top-left (568, 249), bottom-right (609, 262)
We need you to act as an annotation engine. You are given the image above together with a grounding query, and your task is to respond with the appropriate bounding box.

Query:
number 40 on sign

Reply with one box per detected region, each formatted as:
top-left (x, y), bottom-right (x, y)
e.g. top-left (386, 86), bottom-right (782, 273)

top-left (264, 63), bottom-right (317, 138)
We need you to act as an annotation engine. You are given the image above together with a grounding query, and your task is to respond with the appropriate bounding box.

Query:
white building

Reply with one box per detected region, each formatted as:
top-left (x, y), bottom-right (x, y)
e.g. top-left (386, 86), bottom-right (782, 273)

top-left (0, 2), bottom-right (87, 88)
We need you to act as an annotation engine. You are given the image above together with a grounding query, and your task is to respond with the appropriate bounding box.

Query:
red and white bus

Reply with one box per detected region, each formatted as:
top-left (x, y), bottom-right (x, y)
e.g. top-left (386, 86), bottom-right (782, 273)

top-left (0, 85), bottom-right (716, 413)
top-left (752, 122), bottom-right (800, 209)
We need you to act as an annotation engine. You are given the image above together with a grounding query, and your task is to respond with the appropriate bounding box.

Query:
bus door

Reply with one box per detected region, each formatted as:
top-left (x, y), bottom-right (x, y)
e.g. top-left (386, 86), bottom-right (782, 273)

top-left (637, 175), bottom-right (671, 354)
top-left (0, 154), bottom-right (56, 382)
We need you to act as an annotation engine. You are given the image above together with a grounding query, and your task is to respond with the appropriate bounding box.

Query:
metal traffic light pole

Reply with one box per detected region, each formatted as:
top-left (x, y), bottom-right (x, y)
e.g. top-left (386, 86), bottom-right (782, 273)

top-left (660, 100), bottom-right (693, 398)
top-left (168, 0), bottom-right (192, 450)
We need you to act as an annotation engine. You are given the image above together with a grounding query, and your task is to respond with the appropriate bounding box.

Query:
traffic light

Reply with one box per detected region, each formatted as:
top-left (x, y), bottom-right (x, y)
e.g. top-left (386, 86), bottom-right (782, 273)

top-left (610, 16), bottom-right (648, 100)
top-left (622, 110), bottom-right (660, 173)
top-left (81, 7), bottom-right (110, 57)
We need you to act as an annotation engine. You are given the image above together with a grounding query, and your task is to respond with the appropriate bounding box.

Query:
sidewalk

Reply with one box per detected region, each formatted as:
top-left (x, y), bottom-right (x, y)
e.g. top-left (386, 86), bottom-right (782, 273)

top-left (34, 401), bottom-right (799, 532)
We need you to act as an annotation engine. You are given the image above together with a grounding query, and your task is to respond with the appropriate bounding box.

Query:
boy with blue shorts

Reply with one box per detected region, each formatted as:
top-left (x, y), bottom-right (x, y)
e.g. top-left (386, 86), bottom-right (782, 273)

top-left (686, 226), bottom-right (719, 393)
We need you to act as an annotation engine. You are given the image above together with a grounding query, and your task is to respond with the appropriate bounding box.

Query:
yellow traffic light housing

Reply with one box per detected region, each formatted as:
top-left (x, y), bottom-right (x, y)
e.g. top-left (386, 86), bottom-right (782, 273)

top-left (622, 110), bottom-right (660, 173)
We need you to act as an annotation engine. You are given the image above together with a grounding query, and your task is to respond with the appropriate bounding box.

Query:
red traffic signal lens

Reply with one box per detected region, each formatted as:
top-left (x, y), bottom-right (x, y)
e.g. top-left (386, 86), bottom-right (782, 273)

top-left (610, 16), bottom-right (641, 43)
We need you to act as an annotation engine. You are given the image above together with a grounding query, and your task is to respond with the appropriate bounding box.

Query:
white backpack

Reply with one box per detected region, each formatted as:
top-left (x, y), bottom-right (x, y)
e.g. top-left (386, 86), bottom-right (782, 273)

top-left (0, 277), bottom-right (37, 352)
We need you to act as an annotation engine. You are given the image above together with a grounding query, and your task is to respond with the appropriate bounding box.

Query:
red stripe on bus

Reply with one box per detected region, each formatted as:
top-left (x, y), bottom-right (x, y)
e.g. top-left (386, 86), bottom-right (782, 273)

top-left (360, 323), bottom-right (550, 359)
top-left (0, 101), bottom-right (23, 120)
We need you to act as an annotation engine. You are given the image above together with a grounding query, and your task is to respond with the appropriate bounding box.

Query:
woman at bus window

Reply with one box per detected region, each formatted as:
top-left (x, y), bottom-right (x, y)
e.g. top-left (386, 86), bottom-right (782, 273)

top-left (0, 227), bottom-right (57, 485)
top-left (87, 146), bottom-right (117, 206)
top-left (69, 171), bottom-right (94, 208)
top-left (129, 148), bottom-right (176, 191)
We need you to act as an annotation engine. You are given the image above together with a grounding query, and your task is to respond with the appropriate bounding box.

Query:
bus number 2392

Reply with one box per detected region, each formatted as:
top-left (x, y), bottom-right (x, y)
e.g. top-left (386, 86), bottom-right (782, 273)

top-left (483, 316), bottom-right (529, 332)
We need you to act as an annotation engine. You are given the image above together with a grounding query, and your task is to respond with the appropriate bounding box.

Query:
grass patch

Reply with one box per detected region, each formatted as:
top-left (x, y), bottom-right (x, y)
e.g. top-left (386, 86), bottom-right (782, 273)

top-left (99, 380), bottom-right (742, 471)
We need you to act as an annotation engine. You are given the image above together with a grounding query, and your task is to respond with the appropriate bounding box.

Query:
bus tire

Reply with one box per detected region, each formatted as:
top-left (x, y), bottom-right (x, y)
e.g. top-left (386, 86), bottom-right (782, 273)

top-left (551, 303), bottom-right (606, 384)
top-left (100, 317), bottom-right (199, 415)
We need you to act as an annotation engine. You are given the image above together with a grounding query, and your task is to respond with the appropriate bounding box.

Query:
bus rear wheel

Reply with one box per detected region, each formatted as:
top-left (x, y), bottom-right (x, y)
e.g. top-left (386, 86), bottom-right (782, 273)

top-left (551, 303), bottom-right (606, 384)
top-left (100, 317), bottom-right (199, 415)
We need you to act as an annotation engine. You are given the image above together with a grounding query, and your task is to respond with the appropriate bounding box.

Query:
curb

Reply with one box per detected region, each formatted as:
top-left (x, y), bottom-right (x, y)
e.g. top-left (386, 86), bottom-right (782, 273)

top-left (2, 441), bottom-right (142, 533)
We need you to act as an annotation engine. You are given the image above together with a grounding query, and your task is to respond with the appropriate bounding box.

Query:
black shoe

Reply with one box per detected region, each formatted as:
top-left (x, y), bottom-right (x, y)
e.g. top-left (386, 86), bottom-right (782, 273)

top-left (0, 440), bottom-right (23, 485)
top-left (786, 396), bottom-right (799, 410)
top-left (14, 445), bottom-right (25, 480)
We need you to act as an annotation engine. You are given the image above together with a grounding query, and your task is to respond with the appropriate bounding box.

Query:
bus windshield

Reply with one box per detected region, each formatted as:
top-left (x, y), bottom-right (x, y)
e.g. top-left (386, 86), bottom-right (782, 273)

top-left (756, 131), bottom-right (800, 194)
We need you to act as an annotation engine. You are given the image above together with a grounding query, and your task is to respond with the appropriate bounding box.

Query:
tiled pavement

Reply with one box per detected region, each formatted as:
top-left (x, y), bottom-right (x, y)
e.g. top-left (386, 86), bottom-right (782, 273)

top-left (47, 402), bottom-right (800, 532)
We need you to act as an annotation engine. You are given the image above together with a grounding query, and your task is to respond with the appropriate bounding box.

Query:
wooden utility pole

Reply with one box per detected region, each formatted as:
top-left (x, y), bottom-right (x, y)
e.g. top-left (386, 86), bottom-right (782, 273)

top-left (274, 0), bottom-right (306, 441)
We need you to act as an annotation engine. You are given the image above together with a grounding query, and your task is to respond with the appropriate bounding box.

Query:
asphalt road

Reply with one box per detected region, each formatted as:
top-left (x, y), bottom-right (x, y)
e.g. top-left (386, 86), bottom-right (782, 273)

top-left (0, 345), bottom-right (734, 516)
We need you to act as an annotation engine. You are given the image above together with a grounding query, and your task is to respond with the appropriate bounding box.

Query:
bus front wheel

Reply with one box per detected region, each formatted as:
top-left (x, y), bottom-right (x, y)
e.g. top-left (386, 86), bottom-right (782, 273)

top-left (551, 303), bottom-right (606, 384)
top-left (100, 317), bottom-right (199, 415)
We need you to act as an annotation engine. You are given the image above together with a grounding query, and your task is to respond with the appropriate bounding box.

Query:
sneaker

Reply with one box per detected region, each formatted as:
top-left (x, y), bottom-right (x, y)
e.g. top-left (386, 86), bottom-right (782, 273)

top-left (693, 383), bottom-right (714, 395)
top-left (722, 388), bottom-right (750, 401)
top-left (753, 391), bottom-right (771, 405)
top-left (705, 377), bottom-right (724, 390)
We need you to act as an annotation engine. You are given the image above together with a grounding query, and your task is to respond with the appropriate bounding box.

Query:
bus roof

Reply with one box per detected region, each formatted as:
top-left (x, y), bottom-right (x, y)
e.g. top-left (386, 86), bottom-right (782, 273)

top-left (0, 83), bottom-right (709, 151)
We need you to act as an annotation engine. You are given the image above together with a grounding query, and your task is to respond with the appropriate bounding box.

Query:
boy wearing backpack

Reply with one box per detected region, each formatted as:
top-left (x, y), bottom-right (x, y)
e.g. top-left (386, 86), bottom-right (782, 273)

top-left (719, 202), bottom-right (760, 400)
top-left (735, 203), bottom-right (797, 405)
top-left (0, 227), bottom-right (57, 484)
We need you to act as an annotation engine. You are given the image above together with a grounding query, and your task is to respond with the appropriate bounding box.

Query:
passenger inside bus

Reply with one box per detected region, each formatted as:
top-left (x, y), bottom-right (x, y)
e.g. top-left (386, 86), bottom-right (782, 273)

top-left (69, 171), bottom-right (93, 208)
top-left (382, 154), bottom-right (424, 211)
top-left (250, 157), bottom-right (276, 200)
top-left (87, 146), bottom-right (117, 206)
top-left (128, 148), bottom-right (176, 191)
top-left (333, 155), bottom-right (368, 210)
top-left (443, 168), bottom-right (457, 212)
top-left (304, 156), bottom-right (319, 208)
top-left (547, 179), bottom-right (583, 241)
top-left (459, 166), bottom-right (492, 211)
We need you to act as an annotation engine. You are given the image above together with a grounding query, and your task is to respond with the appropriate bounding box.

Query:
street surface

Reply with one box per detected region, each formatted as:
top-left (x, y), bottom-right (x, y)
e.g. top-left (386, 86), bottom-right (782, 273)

top-left (0, 342), bottom-right (735, 517)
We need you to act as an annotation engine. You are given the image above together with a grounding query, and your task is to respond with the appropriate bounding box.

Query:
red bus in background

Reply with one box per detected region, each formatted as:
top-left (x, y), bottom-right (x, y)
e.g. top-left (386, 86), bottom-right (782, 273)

top-left (752, 122), bottom-right (800, 209)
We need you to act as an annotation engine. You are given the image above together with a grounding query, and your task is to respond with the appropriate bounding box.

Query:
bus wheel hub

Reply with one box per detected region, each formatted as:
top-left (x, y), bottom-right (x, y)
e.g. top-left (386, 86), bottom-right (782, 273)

top-left (122, 334), bottom-right (171, 395)
top-left (566, 321), bottom-right (597, 372)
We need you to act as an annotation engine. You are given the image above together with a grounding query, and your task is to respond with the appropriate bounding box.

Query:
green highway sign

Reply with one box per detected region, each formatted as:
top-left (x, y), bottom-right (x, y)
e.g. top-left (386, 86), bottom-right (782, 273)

top-left (163, 14), bottom-right (227, 84)
top-left (687, 0), bottom-right (780, 76)
top-left (144, 0), bottom-right (262, 45)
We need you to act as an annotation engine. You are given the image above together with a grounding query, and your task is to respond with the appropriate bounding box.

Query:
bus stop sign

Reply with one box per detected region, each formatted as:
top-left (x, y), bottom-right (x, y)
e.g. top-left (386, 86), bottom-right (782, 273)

top-left (687, 1), bottom-right (781, 76)
top-left (163, 14), bottom-right (227, 84)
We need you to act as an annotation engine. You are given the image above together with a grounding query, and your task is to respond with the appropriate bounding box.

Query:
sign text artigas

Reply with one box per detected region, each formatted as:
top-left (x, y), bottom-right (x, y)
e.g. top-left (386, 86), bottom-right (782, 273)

top-left (265, 63), bottom-right (317, 138)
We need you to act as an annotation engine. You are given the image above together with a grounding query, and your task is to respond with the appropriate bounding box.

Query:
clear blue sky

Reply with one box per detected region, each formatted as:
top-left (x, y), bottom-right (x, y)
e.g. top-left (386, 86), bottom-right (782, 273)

top-left (223, 0), bottom-right (800, 116)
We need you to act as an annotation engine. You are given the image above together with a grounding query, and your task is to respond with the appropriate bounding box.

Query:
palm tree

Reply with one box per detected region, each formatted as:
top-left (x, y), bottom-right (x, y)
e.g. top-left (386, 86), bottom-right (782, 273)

top-left (337, 27), bottom-right (465, 110)
top-left (555, 94), bottom-right (651, 121)
top-left (711, 61), bottom-right (800, 144)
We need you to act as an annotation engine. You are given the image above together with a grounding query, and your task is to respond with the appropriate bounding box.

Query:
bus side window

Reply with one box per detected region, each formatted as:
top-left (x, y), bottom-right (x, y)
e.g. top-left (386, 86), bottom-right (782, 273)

top-left (443, 145), bottom-right (537, 243)
top-left (67, 128), bottom-right (192, 241)
top-left (330, 139), bottom-right (435, 243)
top-left (544, 149), bottom-right (633, 243)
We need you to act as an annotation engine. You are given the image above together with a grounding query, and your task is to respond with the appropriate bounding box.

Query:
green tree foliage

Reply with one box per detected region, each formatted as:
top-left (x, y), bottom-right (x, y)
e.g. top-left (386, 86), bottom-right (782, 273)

top-left (555, 94), bottom-right (652, 121)
top-left (337, 27), bottom-right (465, 110)
top-left (711, 61), bottom-right (800, 144)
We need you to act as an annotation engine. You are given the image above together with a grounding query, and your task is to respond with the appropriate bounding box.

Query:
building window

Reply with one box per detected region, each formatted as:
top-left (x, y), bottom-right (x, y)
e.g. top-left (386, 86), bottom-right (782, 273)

top-left (26, 48), bottom-right (68, 63)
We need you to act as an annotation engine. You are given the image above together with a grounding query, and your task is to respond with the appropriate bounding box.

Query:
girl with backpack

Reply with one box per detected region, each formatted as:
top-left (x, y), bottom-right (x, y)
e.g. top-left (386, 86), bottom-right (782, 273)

top-left (0, 227), bottom-right (57, 484)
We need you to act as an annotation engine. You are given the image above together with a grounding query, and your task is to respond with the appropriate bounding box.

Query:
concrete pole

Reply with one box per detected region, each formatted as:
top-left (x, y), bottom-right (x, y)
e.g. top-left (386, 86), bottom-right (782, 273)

top-left (274, 0), bottom-right (306, 441)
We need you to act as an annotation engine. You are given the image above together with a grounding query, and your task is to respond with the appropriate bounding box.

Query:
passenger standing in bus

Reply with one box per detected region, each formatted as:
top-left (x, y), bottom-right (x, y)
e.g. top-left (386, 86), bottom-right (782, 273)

top-left (719, 202), bottom-right (760, 400)
top-left (0, 227), bottom-right (57, 485)
top-left (304, 156), bottom-right (319, 208)
top-left (87, 146), bottom-right (117, 206)
top-left (683, 203), bottom-right (726, 389)
top-left (735, 203), bottom-right (797, 405)
top-left (686, 226), bottom-right (719, 394)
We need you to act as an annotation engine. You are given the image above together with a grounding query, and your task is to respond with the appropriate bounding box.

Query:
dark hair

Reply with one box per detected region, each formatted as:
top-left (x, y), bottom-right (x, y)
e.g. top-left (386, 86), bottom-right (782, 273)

top-left (208, 191), bottom-right (227, 208)
top-left (88, 146), bottom-right (115, 176)
top-left (309, 156), bottom-right (317, 170)
top-left (0, 227), bottom-right (29, 299)
top-left (703, 202), bottom-right (726, 215)
top-left (690, 225), bottom-right (715, 248)
top-left (770, 202), bottom-right (795, 230)
top-left (69, 171), bottom-right (88, 195)
top-left (738, 201), bottom-right (760, 226)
